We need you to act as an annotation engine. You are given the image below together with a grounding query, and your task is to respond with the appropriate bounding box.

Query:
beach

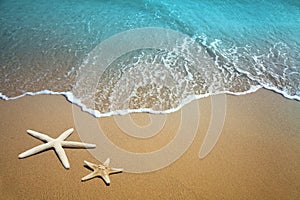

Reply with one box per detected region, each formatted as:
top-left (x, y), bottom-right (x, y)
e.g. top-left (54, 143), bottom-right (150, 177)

top-left (1, 0), bottom-right (300, 199)
top-left (0, 88), bottom-right (299, 199)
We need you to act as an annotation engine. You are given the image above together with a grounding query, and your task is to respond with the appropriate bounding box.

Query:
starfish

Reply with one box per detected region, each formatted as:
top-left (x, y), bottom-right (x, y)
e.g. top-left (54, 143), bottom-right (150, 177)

top-left (81, 158), bottom-right (123, 186)
top-left (18, 128), bottom-right (96, 169)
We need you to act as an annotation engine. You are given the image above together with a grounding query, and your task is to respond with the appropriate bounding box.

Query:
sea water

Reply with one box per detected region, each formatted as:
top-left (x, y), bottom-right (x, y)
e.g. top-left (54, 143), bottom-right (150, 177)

top-left (0, 0), bottom-right (299, 117)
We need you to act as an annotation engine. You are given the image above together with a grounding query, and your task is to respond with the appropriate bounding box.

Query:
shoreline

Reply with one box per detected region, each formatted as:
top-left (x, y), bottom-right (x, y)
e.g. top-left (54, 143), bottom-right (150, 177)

top-left (0, 88), bottom-right (299, 199)
top-left (1, 88), bottom-right (262, 118)
top-left (2, 84), bottom-right (300, 119)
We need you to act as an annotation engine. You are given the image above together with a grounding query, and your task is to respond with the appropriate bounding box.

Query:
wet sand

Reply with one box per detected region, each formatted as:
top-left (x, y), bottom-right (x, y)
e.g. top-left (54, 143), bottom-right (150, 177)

top-left (0, 89), bottom-right (299, 199)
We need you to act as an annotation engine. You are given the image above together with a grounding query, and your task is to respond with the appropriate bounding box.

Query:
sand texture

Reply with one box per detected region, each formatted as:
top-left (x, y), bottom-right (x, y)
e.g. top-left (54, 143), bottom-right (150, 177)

top-left (0, 89), bottom-right (299, 199)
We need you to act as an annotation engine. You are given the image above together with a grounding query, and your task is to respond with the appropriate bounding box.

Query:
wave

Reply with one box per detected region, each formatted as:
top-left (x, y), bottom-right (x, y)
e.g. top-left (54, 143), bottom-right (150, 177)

top-left (1, 1), bottom-right (299, 117)
top-left (0, 86), bottom-right (263, 119)
top-left (0, 30), bottom-right (297, 118)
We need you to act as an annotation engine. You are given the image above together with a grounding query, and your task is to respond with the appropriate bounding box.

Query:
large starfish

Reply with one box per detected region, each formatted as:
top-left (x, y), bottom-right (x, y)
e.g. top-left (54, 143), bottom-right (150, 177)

top-left (18, 128), bottom-right (96, 169)
top-left (81, 158), bottom-right (123, 185)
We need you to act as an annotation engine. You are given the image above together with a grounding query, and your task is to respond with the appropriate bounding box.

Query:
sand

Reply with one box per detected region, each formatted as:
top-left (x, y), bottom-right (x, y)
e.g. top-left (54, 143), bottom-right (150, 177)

top-left (0, 89), bottom-right (299, 199)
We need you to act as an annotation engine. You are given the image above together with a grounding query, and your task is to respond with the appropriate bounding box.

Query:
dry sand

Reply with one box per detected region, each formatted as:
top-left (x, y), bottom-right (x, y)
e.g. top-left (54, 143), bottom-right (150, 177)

top-left (0, 89), bottom-right (299, 199)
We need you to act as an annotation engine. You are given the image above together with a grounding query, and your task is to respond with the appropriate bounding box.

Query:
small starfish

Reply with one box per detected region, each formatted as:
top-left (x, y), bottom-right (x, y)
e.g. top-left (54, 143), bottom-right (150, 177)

top-left (18, 128), bottom-right (96, 169)
top-left (81, 158), bottom-right (123, 186)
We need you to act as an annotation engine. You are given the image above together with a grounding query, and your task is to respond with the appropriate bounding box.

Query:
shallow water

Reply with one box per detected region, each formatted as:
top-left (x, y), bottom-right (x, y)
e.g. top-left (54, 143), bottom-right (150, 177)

top-left (1, 0), bottom-right (299, 116)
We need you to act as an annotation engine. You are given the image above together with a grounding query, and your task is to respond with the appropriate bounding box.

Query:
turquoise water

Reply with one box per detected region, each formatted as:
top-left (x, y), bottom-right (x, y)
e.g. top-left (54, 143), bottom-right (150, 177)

top-left (0, 0), bottom-right (299, 115)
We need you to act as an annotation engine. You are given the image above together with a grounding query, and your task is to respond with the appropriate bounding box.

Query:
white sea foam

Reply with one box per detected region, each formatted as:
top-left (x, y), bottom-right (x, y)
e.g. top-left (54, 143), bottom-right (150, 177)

top-left (0, 84), bottom-right (263, 119)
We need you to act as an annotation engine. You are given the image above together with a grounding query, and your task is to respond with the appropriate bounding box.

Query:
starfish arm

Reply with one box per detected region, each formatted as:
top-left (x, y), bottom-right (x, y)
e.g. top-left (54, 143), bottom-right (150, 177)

top-left (54, 144), bottom-right (70, 169)
top-left (104, 158), bottom-right (110, 166)
top-left (84, 160), bottom-right (98, 170)
top-left (81, 172), bottom-right (97, 181)
top-left (27, 130), bottom-right (53, 142)
top-left (57, 128), bottom-right (74, 141)
top-left (102, 174), bottom-right (111, 185)
top-left (109, 168), bottom-right (123, 174)
top-left (18, 143), bottom-right (52, 158)
top-left (61, 141), bottom-right (96, 149)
